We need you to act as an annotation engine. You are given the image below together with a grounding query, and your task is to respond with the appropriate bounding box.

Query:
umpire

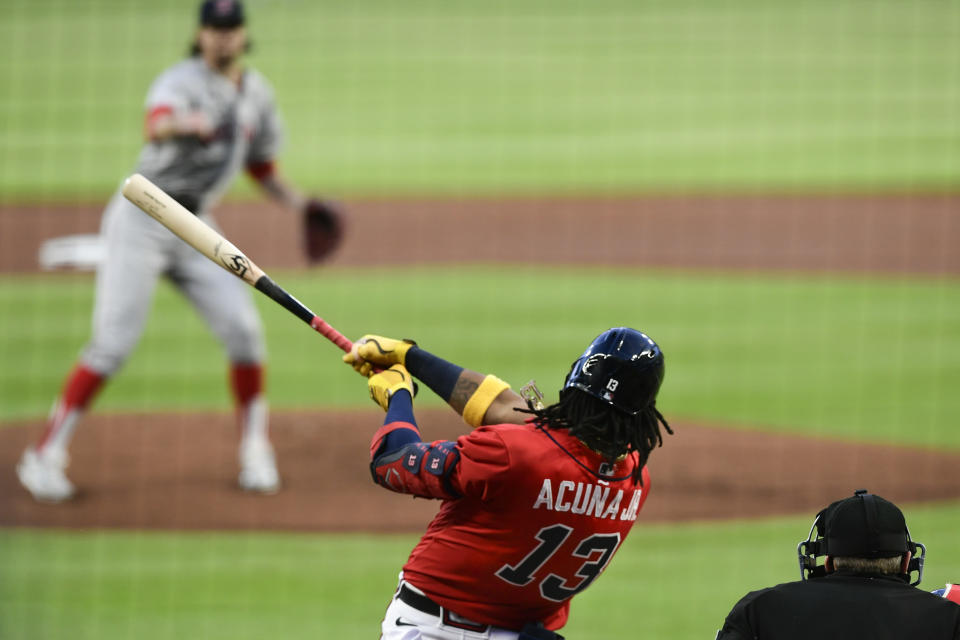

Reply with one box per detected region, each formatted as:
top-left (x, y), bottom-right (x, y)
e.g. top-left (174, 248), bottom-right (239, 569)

top-left (717, 489), bottom-right (960, 639)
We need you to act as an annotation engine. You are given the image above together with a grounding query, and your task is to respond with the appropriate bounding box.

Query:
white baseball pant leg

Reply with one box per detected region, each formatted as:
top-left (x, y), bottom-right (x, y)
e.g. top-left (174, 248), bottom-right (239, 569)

top-left (167, 214), bottom-right (265, 364)
top-left (81, 192), bottom-right (171, 375)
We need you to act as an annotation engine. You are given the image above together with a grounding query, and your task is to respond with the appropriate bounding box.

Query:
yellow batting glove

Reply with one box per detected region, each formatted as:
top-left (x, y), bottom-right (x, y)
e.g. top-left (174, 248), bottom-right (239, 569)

top-left (368, 364), bottom-right (416, 412)
top-left (343, 334), bottom-right (417, 377)
top-left (342, 343), bottom-right (375, 378)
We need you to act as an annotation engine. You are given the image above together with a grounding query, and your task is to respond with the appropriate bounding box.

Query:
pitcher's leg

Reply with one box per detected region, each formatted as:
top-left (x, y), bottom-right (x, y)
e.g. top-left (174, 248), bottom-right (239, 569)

top-left (230, 361), bottom-right (279, 493)
top-left (84, 194), bottom-right (168, 376)
top-left (18, 196), bottom-right (165, 502)
top-left (173, 243), bottom-right (277, 492)
top-left (35, 364), bottom-right (106, 456)
top-left (16, 363), bottom-right (106, 502)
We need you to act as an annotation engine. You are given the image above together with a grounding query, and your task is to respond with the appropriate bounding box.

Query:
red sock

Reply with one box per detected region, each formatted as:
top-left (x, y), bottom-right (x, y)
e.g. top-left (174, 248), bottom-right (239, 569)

top-left (230, 362), bottom-right (264, 406)
top-left (38, 363), bottom-right (106, 450)
top-left (230, 362), bottom-right (265, 436)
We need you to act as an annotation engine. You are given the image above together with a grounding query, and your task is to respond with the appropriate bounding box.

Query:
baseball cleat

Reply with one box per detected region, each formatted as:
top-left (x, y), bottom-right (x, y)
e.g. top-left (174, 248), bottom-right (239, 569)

top-left (238, 438), bottom-right (280, 494)
top-left (16, 446), bottom-right (76, 503)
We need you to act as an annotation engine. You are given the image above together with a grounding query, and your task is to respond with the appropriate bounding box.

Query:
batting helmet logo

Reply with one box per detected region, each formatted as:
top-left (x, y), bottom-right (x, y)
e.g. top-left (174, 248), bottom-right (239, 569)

top-left (581, 354), bottom-right (605, 375)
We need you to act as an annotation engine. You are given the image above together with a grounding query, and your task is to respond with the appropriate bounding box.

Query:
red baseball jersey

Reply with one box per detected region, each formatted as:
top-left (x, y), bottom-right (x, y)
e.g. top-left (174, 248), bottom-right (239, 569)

top-left (388, 421), bottom-right (650, 630)
top-left (942, 583), bottom-right (960, 604)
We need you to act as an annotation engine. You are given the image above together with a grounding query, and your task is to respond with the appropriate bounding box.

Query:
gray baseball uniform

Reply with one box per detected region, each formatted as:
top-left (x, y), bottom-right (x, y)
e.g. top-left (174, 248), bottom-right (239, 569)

top-left (83, 57), bottom-right (282, 375)
top-left (16, 1), bottom-right (286, 503)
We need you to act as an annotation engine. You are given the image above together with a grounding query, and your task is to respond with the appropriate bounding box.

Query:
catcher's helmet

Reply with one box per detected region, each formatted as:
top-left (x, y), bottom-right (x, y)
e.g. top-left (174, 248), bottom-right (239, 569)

top-left (797, 489), bottom-right (925, 585)
top-left (563, 327), bottom-right (664, 416)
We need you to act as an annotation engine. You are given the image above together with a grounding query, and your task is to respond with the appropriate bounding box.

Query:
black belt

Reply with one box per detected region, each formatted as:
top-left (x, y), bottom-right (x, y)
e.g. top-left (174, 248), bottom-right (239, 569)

top-left (396, 583), bottom-right (489, 633)
top-left (397, 583), bottom-right (441, 616)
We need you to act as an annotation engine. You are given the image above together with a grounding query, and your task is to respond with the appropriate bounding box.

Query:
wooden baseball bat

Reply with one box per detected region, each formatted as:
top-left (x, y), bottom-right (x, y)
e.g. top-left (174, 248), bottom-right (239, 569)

top-left (121, 173), bottom-right (353, 353)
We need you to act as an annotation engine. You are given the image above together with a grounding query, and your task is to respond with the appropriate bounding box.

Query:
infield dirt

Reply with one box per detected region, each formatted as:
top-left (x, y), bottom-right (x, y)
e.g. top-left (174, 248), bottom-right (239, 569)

top-left (1, 194), bottom-right (958, 530)
top-left (2, 193), bottom-right (959, 274)
top-left (2, 410), bottom-right (959, 532)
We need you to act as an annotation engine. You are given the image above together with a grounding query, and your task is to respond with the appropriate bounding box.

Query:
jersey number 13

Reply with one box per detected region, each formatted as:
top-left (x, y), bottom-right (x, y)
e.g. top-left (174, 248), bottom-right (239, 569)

top-left (496, 524), bottom-right (621, 602)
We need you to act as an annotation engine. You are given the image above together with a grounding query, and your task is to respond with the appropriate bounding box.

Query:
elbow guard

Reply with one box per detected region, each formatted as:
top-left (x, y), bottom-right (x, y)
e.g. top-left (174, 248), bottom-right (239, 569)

top-left (371, 440), bottom-right (461, 500)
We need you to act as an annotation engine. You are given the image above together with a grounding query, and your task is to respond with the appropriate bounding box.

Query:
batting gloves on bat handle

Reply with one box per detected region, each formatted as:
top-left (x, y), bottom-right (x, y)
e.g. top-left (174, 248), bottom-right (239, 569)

top-left (367, 364), bottom-right (416, 411)
top-left (343, 335), bottom-right (417, 378)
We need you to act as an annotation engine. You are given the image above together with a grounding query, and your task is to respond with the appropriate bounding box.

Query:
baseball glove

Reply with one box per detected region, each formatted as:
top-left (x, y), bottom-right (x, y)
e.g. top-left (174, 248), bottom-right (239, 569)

top-left (303, 198), bottom-right (344, 263)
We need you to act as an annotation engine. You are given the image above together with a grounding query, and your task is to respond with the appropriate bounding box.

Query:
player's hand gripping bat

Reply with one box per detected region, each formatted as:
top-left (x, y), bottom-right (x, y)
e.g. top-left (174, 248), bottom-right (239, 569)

top-left (121, 173), bottom-right (353, 353)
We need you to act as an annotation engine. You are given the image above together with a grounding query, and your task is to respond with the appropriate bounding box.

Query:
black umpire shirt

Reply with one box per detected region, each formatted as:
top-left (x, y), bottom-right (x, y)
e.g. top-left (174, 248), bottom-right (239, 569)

top-left (716, 571), bottom-right (960, 640)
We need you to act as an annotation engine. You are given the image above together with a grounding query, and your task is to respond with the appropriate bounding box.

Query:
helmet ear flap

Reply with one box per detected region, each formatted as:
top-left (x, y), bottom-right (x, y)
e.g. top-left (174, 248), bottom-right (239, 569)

top-left (562, 359), bottom-right (579, 388)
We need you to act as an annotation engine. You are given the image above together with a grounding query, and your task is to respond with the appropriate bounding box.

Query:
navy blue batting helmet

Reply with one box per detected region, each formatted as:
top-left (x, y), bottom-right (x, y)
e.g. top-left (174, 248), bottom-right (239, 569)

top-left (563, 327), bottom-right (665, 416)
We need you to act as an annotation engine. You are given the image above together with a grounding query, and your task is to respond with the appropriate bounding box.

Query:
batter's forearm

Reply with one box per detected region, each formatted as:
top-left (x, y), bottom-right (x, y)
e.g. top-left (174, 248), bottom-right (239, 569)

top-left (448, 374), bottom-right (482, 414)
top-left (406, 347), bottom-right (525, 425)
top-left (372, 389), bottom-right (421, 459)
top-left (405, 347), bottom-right (466, 409)
top-left (369, 390), bottom-right (459, 500)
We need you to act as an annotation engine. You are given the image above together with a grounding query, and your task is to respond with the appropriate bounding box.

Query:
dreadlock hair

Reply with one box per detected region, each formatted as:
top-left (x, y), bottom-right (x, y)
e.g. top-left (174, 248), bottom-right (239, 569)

top-left (526, 387), bottom-right (673, 485)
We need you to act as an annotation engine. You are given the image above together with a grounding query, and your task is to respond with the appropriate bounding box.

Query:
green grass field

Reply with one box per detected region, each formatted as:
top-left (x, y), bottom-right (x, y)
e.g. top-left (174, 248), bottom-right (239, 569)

top-left (2, 0), bottom-right (959, 638)
top-left (3, 503), bottom-right (960, 640)
top-left (1, 0), bottom-right (958, 200)
top-left (3, 267), bottom-right (959, 448)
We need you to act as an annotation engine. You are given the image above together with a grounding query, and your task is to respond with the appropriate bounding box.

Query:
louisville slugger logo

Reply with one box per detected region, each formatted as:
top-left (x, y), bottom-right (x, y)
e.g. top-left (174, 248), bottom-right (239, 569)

top-left (220, 253), bottom-right (250, 278)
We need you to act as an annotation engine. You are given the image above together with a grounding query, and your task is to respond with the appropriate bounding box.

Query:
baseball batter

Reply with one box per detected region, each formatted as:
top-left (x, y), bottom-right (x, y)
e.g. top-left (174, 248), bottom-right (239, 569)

top-left (17, 0), bottom-right (341, 502)
top-left (344, 328), bottom-right (674, 638)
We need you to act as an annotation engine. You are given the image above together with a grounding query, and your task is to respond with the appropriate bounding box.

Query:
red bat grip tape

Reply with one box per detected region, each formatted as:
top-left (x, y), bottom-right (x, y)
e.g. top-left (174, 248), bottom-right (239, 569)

top-left (310, 316), bottom-right (354, 353)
